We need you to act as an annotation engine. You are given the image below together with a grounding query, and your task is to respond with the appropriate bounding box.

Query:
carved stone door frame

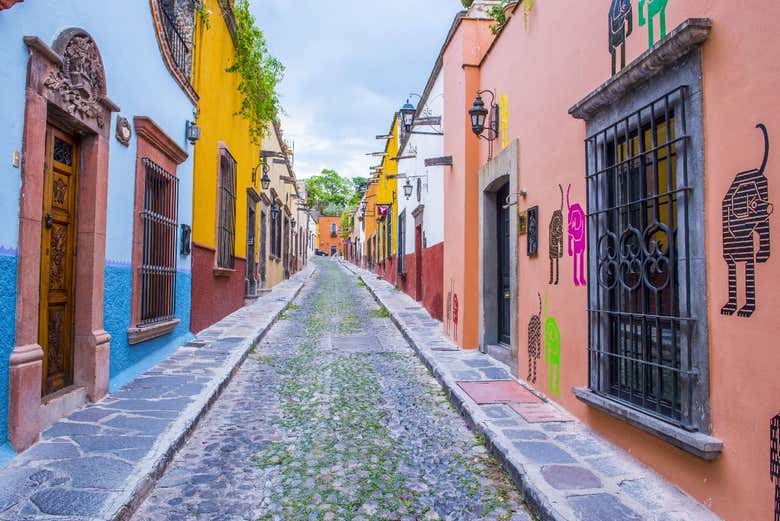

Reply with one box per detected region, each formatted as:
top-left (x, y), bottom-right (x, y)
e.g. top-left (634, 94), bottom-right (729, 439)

top-left (9, 29), bottom-right (119, 451)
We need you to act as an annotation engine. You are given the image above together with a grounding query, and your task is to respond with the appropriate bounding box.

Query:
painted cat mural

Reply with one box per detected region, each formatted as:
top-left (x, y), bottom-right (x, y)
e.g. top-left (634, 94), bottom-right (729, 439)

top-left (567, 184), bottom-right (587, 287)
top-left (721, 124), bottom-right (772, 318)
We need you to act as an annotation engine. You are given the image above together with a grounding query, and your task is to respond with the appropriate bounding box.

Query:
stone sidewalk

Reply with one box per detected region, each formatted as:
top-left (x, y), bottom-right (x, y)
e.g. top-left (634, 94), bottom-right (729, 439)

top-left (341, 261), bottom-right (721, 521)
top-left (0, 265), bottom-right (314, 521)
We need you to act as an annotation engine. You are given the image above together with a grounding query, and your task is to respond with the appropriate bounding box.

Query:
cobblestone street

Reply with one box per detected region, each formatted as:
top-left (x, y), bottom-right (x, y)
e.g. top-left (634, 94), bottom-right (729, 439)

top-left (132, 259), bottom-right (532, 521)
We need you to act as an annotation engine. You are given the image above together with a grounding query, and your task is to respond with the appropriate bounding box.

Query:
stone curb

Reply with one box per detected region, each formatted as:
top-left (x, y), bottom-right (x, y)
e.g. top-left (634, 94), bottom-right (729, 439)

top-left (106, 266), bottom-right (314, 521)
top-left (340, 261), bottom-right (716, 521)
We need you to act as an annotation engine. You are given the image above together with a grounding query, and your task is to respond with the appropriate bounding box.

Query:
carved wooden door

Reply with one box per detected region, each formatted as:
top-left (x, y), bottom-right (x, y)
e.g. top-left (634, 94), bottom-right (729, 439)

top-left (39, 126), bottom-right (78, 396)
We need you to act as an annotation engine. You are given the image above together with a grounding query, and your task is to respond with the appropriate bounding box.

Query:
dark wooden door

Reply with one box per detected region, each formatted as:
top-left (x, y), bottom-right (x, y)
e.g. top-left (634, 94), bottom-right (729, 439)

top-left (39, 126), bottom-right (79, 396)
top-left (497, 184), bottom-right (511, 345)
top-left (415, 225), bottom-right (423, 301)
top-left (259, 211), bottom-right (267, 286)
top-left (246, 203), bottom-right (257, 295)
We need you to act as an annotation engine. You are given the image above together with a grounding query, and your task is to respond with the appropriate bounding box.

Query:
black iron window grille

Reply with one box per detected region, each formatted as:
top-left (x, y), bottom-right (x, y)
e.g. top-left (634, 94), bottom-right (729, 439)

top-left (140, 158), bottom-right (179, 326)
top-left (217, 151), bottom-right (237, 269)
top-left (586, 86), bottom-right (699, 430)
top-left (158, 0), bottom-right (193, 81)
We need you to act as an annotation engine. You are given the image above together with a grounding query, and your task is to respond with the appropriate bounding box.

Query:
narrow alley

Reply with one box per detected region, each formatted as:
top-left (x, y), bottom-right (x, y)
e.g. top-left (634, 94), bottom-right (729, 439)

top-left (132, 259), bottom-right (532, 521)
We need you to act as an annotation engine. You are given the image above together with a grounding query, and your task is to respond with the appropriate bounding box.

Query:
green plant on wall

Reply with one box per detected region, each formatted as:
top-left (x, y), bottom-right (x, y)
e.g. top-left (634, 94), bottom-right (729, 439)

top-left (543, 293), bottom-right (561, 396)
top-left (488, 1), bottom-right (509, 34)
top-left (638, 0), bottom-right (669, 48)
top-left (196, 0), bottom-right (210, 29)
top-left (229, 0), bottom-right (285, 143)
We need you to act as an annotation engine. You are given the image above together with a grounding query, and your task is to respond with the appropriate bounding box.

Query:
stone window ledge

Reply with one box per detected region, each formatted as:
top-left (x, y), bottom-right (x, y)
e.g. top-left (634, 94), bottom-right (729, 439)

top-left (573, 387), bottom-right (723, 461)
top-left (569, 18), bottom-right (712, 120)
top-left (213, 267), bottom-right (235, 277)
top-left (127, 319), bottom-right (180, 346)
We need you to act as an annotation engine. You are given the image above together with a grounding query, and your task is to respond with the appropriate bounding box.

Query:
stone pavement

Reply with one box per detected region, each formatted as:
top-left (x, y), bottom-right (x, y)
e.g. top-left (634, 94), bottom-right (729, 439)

top-left (0, 264), bottom-right (313, 521)
top-left (132, 258), bottom-right (533, 521)
top-left (341, 261), bottom-right (721, 521)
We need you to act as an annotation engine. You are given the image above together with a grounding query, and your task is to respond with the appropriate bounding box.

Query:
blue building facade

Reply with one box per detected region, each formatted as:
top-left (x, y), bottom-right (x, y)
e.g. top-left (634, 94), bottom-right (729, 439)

top-left (0, 0), bottom-right (195, 457)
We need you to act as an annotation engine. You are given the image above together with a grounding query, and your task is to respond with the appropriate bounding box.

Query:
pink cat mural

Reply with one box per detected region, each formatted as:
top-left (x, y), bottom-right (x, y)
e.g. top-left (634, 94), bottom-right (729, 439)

top-left (567, 184), bottom-right (587, 287)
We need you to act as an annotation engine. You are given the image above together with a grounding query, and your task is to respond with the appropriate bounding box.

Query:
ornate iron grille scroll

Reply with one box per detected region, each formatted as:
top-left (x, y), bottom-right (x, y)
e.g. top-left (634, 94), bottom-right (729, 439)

top-left (217, 152), bottom-right (237, 269)
top-left (140, 158), bottom-right (179, 326)
top-left (586, 86), bottom-right (697, 429)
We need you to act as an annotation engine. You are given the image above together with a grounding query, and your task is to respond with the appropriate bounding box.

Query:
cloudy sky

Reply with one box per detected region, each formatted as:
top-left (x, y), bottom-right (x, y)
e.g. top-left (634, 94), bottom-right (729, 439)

top-left (250, 0), bottom-right (460, 180)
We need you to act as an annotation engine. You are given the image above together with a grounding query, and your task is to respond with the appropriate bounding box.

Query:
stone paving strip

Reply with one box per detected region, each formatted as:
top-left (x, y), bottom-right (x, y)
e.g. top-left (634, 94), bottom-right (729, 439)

top-left (341, 261), bottom-right (721, 521)
top-left (0, 265), bottom-right (315, 521)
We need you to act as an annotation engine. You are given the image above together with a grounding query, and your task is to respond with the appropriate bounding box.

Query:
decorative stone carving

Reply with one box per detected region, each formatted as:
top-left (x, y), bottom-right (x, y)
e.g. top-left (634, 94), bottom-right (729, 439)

top-left (44, 34), bottom-right (107, 128)
top-left (116, 116), bottom-right (132, 146)
top-left (49, 225), bottom-right (67, 291)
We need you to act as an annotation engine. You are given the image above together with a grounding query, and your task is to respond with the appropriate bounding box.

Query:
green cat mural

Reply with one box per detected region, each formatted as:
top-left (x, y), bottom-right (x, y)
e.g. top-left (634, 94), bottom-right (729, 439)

top-left (543, 293), bottom-right (561, 397)
top-left (639, 0), bottom-right (668, 48)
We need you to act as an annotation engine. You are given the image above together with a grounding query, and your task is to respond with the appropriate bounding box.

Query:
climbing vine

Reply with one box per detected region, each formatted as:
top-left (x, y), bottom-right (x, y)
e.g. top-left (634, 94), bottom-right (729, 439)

top-left (488, 1), bottom-right (510, 34)
top-left (195, 0), bottom-right (210, 29)
top-left (228, 0), bottom-right (285, 142)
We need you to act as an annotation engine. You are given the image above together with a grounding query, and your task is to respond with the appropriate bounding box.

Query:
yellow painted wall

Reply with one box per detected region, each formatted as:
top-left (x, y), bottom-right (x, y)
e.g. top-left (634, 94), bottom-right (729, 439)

top-left (191, 0), bottom-right (261, 259)
top-left (375, 115), bottom-right (399, 259)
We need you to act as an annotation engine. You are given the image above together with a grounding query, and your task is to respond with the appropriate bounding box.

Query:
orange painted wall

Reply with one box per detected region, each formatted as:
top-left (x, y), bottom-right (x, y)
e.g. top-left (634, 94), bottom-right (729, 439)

top-left (442, 16), bottom-right (494, 349)
top-left (317, 216), bottom-right (343, 256)
top-left (463, 2), bottom-right (780, 519)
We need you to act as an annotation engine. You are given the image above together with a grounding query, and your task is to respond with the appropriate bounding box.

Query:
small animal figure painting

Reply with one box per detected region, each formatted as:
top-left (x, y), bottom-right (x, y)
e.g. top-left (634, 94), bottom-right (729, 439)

top-left (638, 0), bottom-right (668, 48)
top-left (721, 124), bottom-right (773, 318)
top-left (567, 184), bottom-right (587, 287)
top-left (528, 206), bottom-right (539, 257)
top-left (549, 185), bottom-right (564, 285)
top-left (772, 414), bottom-right (780, 521)
top-left (527, 293), bottom-right (542, 384)
top-left (609, 0), bottom-right (633, 75)
top-left (543, 293), bottom-right (561, 397)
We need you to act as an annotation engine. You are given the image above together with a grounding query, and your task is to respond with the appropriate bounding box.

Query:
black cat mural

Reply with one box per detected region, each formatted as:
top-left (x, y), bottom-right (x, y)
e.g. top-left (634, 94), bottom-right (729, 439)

top-left (721, 124), bottom-right (773, 318)
top-left (609, 0), bottom-right (633, 75)
top-left (527, 293), bottom-right (542, 384)
top-left (549, 185), bottom-right (564, 285)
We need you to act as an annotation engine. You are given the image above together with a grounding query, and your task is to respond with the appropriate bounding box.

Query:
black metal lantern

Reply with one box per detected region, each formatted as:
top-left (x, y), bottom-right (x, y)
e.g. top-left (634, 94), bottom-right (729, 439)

top-left (291, 218), bottom-right (296, 228)
top-left (260, 162), bottom-right (271, 190)
top-left (469, 95), bottom-right (488, 136)
top-left (400, 99), bottom-right (416, 133)
top-left (403, 178), bottom-right (414, 200)
top-left (271, 203), bottom-right (280, 220)
top-left (360, 200), bottom-right (367, 213)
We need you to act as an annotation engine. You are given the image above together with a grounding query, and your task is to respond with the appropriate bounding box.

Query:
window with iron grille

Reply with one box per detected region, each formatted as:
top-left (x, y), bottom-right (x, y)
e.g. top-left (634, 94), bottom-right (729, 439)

top-left (139, 158), bottom-right (179, 326)
top-left (330, 223), bottom-right (337, 237)
top-left (158, 0), bottom-right (194, 81)
top-left (217, 151), bottom-right (237, 269)
top-left (586, 86), bottom-right (702, 430)
top-left (397, 211), bottom-right (406, 275)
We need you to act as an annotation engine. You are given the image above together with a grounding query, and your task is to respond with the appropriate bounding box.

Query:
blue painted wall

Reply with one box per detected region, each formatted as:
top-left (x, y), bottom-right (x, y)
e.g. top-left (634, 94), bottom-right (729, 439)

top-left (0, 1), bottom-right (197, 446)
top-left (0, 252), bottom-right (18, 448)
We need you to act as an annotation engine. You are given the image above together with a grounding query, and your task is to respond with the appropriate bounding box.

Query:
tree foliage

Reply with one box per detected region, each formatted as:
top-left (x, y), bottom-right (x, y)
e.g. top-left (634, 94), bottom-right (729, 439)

top-left (229, 0), bottom-right (285, 143)
top-left (306, 169), bottom-right (364, 217)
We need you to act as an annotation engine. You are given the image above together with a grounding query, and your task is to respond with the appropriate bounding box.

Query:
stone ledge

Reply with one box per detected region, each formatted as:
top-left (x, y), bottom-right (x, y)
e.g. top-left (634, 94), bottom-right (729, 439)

top-left (572, 387), bottom-right (723, 461)
top-left (569, 18), bottom-right (712, 121)
top-left (127, 319), bottom-right (180, 346)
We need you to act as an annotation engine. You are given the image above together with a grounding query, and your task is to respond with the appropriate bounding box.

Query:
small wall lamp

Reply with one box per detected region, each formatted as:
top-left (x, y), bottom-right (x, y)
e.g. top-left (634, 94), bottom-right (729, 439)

top-left (469, 89), bottom-right (499, 159)
top-left (186, 121), bottom-right (201, 144)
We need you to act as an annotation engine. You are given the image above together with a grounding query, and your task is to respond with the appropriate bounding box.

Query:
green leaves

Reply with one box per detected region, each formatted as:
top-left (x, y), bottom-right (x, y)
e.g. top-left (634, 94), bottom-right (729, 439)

top-left (228, 0), bottom-right (285, 143)
top-left (306, 169), bottom-right (364, 216)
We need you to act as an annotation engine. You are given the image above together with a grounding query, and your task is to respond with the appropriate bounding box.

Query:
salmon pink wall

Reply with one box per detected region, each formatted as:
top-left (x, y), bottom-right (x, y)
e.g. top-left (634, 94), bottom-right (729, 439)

top-left (471, 2), bottom-right (780, 519)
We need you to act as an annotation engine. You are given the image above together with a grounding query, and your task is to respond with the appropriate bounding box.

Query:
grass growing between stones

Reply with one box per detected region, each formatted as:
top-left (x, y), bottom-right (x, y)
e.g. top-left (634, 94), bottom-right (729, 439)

top-left (254, 261), bottom-right (527, 520)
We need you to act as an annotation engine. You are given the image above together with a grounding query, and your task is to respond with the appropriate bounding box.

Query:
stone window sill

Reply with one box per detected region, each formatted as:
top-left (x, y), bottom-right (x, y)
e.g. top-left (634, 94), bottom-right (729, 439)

top-left (213, 267), bottom-right (235, 277)
top-left (127, 319), bottom-right (180, 346)
top-left (572, 387), bottom-right (723, 461)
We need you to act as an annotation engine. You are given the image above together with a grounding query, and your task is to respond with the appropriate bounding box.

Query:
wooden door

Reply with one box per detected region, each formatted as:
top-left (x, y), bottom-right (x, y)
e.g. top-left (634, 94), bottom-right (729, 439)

top-left (39, 126), bottom-right (79, 396)
top-left (415, 225), bottom-right (423, 301)
top-left (246, 203), bottom-right (257, 295)
top-left (259, 210), bottom-right (267, 286)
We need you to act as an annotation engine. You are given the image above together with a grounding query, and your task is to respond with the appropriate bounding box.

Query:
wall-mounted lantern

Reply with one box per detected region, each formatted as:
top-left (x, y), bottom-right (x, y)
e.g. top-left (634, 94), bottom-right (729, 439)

top-left (180, 224), bottom-right (192, 255)
top-left (271, 203), bottom-right (281, 220)
top-left (469, 89), bottom-right (499, 159)
top-left (403, 178), bottom-right (414, 200)
top-left (186, 120), bottom-right (201, 144)
top-left (398, 94), bottom-right (443, 136)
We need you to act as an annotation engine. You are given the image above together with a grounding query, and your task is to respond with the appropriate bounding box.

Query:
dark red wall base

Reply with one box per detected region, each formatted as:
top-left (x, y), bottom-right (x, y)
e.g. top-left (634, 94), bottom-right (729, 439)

top-left (422, 241), bottom-right (444, 321)
top-left (191, 243), bottom-right (247, 333)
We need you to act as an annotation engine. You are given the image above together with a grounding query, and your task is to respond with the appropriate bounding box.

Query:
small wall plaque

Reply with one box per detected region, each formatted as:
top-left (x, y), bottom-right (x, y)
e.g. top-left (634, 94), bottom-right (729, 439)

top-left (116, 116), bottom-right (131, 147)
top-left (518, 210), bottom-right (528, 235)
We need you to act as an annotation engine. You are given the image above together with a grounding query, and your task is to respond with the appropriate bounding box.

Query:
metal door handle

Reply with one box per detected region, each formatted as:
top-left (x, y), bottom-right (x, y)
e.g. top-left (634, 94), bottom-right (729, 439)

top-left (44, 213), bottom-right (53, 229)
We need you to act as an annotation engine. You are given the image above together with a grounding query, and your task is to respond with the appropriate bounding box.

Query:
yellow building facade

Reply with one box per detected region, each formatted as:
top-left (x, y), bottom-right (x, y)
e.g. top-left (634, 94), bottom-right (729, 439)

top-left (190, 0), bottom-right (262, 332)
top-left (374, 115), bottom-right (400, 278)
